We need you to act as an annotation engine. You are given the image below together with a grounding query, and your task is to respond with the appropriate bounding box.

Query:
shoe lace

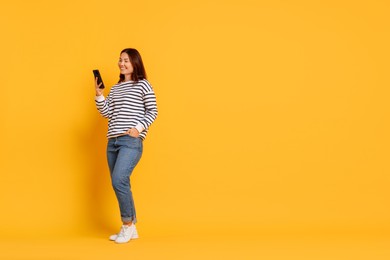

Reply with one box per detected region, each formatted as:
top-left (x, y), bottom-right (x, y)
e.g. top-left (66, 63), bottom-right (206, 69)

top-left (117, 226), bottom-right (127, 238)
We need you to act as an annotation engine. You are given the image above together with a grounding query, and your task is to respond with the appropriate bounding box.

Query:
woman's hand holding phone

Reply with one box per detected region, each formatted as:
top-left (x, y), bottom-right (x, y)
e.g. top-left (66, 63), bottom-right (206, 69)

top-left (93, 69), bottom-right (105, 96)
top-left (95, 77), bottom-right (104, 96)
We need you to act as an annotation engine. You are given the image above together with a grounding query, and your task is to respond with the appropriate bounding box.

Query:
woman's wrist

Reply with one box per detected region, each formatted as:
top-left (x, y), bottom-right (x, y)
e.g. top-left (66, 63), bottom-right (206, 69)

top-left (95, 95), bottom-right (105, 101)
top-left (135, 123), bottom-right (144, 133)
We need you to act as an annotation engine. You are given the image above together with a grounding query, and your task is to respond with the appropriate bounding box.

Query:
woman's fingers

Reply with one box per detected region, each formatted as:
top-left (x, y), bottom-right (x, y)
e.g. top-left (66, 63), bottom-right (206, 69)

top-left (94, 77), bottom-right (103, 96)
top-left (95, 77), bottom-right (102, 88)
top-left (126, 128), bottom-right (139, 137)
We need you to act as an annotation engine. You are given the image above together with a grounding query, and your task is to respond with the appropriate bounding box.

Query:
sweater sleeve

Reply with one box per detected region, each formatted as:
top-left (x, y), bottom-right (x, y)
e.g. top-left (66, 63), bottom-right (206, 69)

top-left (95, 92), bottom-right (112, 118)
top-left (135, 89), bottom-right (158, 132)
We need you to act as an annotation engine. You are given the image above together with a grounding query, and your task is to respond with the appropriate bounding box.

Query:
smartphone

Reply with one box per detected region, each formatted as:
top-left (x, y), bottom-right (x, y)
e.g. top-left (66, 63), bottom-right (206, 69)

top-left (93, 69), bottom-right (105, 89)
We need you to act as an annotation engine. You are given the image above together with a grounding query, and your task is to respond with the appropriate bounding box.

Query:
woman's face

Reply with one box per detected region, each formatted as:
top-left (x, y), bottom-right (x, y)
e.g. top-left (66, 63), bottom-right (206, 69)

top-left (118, 52), bottom-right (134, 78)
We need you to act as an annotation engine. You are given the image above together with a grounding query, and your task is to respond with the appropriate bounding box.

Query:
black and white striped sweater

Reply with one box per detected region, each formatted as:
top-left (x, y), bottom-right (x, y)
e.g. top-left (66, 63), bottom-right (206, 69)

top-left (95, 79), bottom-right (158, 140)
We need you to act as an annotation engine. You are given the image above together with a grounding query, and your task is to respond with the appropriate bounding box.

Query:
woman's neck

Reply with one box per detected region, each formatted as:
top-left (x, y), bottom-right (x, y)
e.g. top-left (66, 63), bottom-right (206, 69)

top-left (124, 74), bottom-right (132, 82)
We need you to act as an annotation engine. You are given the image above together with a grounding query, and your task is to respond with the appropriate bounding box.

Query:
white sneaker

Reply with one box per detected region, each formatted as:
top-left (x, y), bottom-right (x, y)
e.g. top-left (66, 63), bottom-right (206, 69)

top-left (109, 225), bottom-right (139, 241)
top-left (110, 224), bottom-right (138, 243)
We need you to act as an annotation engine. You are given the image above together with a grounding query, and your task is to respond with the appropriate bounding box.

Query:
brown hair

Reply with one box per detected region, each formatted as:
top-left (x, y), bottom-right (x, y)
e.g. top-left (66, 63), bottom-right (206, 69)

top-left (118, 48), bottom-right (147, 83)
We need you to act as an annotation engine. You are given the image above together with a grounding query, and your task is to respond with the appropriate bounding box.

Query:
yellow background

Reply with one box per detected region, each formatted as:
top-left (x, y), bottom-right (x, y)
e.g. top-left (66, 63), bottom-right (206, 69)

top-left (1, 0), bottom-right (389, 258)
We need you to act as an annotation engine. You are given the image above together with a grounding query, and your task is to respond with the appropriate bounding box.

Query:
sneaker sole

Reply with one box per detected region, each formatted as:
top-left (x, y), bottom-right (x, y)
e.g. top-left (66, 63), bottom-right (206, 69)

top-left (109, 233), bottom-right (138, 241)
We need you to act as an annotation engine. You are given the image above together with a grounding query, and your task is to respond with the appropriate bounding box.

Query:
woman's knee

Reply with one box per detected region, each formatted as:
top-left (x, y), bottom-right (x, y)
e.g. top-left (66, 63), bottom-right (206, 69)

top-left (111, 174), bottom-right (130, 191)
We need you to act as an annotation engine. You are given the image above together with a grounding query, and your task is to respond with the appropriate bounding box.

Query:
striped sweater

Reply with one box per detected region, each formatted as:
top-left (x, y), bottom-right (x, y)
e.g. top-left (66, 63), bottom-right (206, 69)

top-left (95, 79), bottom-right (158, 140)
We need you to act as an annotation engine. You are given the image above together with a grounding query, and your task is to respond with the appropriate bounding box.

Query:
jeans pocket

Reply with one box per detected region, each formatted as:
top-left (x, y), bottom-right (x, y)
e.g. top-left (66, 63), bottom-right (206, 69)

top-left (125, 136), bottom-right (142, 151)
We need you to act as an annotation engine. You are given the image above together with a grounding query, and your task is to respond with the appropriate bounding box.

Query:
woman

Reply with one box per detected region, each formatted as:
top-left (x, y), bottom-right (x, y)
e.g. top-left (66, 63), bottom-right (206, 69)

top-left (94, 48), bottom-right (158, 243)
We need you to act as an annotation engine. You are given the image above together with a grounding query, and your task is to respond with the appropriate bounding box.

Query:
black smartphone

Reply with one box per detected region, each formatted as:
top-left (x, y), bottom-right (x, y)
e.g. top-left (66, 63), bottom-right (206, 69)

top-left (93, 69), bottom-right (105, 89)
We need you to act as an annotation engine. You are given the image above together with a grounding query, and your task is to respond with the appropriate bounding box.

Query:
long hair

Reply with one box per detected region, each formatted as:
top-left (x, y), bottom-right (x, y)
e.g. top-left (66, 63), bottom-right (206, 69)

top-left (118, 48), bottom-right (147, 83)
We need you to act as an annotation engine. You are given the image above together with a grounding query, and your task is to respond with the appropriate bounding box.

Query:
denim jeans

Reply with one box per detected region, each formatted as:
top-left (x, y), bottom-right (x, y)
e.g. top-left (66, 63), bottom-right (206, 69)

top-left (107, 135), bottom-right (143, 223)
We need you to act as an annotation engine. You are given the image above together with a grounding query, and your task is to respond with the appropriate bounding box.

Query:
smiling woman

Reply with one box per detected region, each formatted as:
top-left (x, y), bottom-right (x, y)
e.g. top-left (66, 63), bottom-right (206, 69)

top-left (118, 48), bottom-right (147, 83)
top-left (94, 48), bottom-right (158, 244)
top-left (1, 0), bottom-right (390, 257)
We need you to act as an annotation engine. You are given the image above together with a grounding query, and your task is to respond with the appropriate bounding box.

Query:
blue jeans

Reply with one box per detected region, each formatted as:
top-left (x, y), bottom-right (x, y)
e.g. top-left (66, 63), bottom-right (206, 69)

top-left (107, 135), bottom-right (143, 223)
